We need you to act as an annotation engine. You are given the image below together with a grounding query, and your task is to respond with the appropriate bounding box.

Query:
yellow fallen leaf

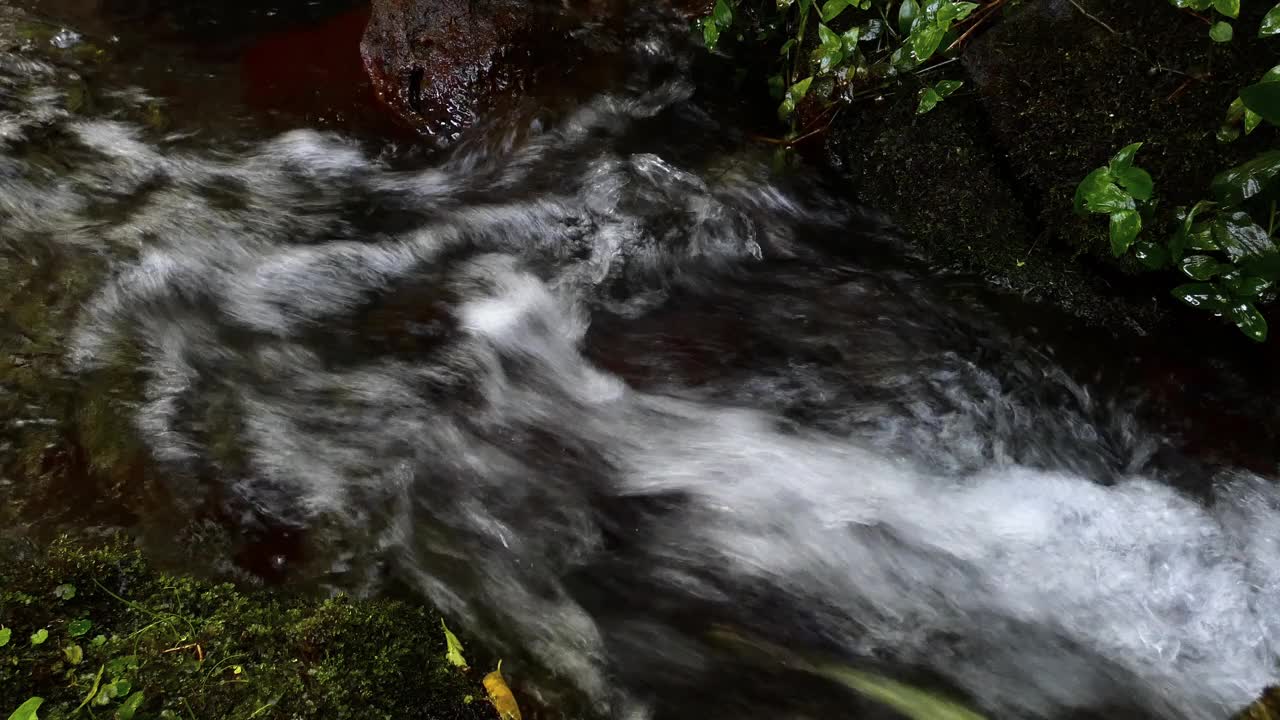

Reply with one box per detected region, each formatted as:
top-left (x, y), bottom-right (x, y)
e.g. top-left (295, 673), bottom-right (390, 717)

top-left (483, 661), bottom-right (522, 720)
top-left (440, 619), bottom-right (468, 670)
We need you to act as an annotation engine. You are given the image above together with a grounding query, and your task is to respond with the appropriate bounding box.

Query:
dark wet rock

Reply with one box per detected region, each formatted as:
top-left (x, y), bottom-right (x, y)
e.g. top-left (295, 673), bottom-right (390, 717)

top-left (360, 0), bottom-right (710, 138)
top-left (360, 0), bottom-right (598, 139)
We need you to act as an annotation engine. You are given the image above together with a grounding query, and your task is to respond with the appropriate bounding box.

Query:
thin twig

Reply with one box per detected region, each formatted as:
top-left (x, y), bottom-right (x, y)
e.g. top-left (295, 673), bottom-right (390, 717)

top-left (750, 107), bottom-right (842, 147)
top-left (914, 57), bottom-right (961, 77)
top-left (1165, 76), bottom-right (1197, 102)
top-left (1181, 8), bottom-right (1213, 25)
top-left (946, 0), bottom-right (1009, 52)
top-left (1067, 0), bottom-right (1119, 36)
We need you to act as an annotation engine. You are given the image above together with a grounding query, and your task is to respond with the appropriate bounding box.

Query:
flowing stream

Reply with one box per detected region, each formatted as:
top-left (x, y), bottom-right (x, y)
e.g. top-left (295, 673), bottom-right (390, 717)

top-left (3, 2), bottom-right (1280, 719)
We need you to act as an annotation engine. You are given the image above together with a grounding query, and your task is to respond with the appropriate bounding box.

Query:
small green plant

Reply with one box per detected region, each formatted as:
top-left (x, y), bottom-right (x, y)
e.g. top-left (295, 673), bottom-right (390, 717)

top-left (1075, 3), bottom-right (1280, 342)
top-left (699, 0), bottom-right (980, 135)
top-left (917, 79), bottom-right (963, 113)
top-left (1074, 143), bottom-right (1156, 256)
top-left (1169, 0), bottom-right (1241, 41)
top-left (67, 618), bottom-right (91, 637)
top-left (1077, 144), bottom-right (1280, 341)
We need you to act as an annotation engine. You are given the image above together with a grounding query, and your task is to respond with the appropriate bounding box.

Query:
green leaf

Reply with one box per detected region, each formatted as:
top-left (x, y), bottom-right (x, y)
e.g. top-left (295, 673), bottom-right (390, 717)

top-left (1225, 273), bottom-right (1272, 298)
top-left (821, 0), bottom-right (851, 21)
top-left (1262, 4), bottom-right (1280, 36)
top-left (1211, 150), bottom-right (1280, 205)
top-left (841, 27), bottom-right (862, 53)
top-left (1172, 282), bottom-right (1232, 311)
top-left (76, 665), bottom-right (105, 714)
top-left (1170, 0), bottom-right (1213, 8)
top-left (1074, 167), bottom-right (1112, 214)
top-left (1110, 210), bottom-right (1142, 255)
top-left (442, 619), bottom-right (468, 669)
top-left (1212, 211), bottom-right (1277, 261)
top-left (90, 635), bottom-right (106, 648)
top-left (115, 692), bottom-right (144, 720)
top-left (30, 629), bottom-right (48, 646)
top-left (818, 22), bottom-right (840, 46)
top-left (1179, 254), bottom-right (1228, 280)
top-left (911, 23), bottom-right (946, 61)
top-left (713, 0), bottom-right (733, 28)
top-left (952, 2), bottom-right (980, 21)
top-left (1109, 142), bottom-right (1143, 171)
top-left (779, 38), bottom-right (797, 56)
top-left (1114, 167), bottom-right (1154, 201)
top-left (1132, 240), bottom-right (1169, 269)
top-left (1213, 0), bottom-right (1240, 18)
top-left (1228, 302), bottom-right (1268, 341)
top-left (899, 0), bottom-right (921, 34)
top-left (53, 584), bottom-right (76, 601)
top-left (1241, 81), bottom-right (1280, 125)
top-left (68, 619), bottom-right (92, 638)
top-left (6, 698), bottom-right (43, 720)
top-left (789, 76), bottom-right (814, 101)
top-left (816, 23), bottom-right (845, 72)
top-left (779, 76), bottom-right (813, 120)
top-left (1087, 182), bottom-right (1135, 214)
top-left (105, 655), bottom-right (139, 677)
top-left (917, 88), bottom-right (943, 114)
top-left (1245, 108), bottom-right (1264, 134)
top-left (63, 644), bottom-right (84, 665)
top-left (816, 44), bottom-right (844, 73)
top-left (1209, 21), bottom-right (1234, 42)
top-left (702, 20), bottom-right (720, 49)
top-left (0, 628), bottom-right (10, 647)
top-left (935, 79), bottom-right (964, 96)
top-left (917, 80), bottom-right (962, 114)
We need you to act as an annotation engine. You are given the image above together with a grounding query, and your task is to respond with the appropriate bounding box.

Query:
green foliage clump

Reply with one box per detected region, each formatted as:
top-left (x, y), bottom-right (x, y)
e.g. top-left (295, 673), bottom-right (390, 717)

top-left (1068, 3), bottom-right (1280, 341)
top-left (1166, 0), bottom-right (1277, 42)
top-left (0, 537), bottom-right (495, 720)
top-left (697, 0), bottom-right (975, 134)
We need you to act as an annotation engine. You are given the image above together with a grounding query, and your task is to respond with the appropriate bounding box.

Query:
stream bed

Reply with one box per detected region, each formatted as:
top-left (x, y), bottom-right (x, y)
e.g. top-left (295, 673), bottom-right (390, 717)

top-left (2, 2), bottom-right (1280, 719)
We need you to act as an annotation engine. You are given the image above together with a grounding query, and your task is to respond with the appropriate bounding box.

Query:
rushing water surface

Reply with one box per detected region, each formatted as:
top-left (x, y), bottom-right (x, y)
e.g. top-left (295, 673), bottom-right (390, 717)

top-left (4, 2), bottom-right (1280, 719)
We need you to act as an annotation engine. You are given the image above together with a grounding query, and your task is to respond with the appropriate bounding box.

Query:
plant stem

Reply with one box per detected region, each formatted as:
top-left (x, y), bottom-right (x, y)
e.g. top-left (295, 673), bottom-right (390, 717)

top-left (1067, 0), bottom-right (1119, 36)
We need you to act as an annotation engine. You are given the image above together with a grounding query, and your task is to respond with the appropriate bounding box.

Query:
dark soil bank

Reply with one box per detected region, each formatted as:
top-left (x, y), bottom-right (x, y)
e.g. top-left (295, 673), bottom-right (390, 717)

top-left (826, 0), bottom-right (1277, 332)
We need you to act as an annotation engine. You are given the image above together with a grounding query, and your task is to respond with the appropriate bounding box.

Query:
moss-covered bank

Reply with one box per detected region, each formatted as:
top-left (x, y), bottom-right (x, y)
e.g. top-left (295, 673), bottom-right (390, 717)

top-left (0, 537), bottom-right (496, 720)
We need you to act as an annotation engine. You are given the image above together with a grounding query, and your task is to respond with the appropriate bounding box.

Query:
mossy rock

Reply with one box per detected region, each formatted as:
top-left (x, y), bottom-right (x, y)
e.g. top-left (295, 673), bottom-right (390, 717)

top-left (0, 536), bottom-right (496, 720)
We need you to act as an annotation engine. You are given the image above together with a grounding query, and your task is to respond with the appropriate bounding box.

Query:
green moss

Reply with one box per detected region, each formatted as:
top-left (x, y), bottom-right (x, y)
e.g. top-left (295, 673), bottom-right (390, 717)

top-left (0, 537), bottom-right (495, 720)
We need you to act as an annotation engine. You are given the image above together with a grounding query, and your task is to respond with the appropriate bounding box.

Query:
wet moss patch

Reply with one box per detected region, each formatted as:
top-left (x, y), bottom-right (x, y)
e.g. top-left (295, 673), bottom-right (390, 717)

top-left (0, 536), bottom-right (495, 720)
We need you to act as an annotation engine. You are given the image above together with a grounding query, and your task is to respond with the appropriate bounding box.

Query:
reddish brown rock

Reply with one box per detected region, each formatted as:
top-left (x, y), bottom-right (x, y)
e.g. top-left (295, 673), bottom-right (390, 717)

top-left (360, 0), bottom-right (711, 138)
top-left (360, 0), bottom-right (588, 138)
